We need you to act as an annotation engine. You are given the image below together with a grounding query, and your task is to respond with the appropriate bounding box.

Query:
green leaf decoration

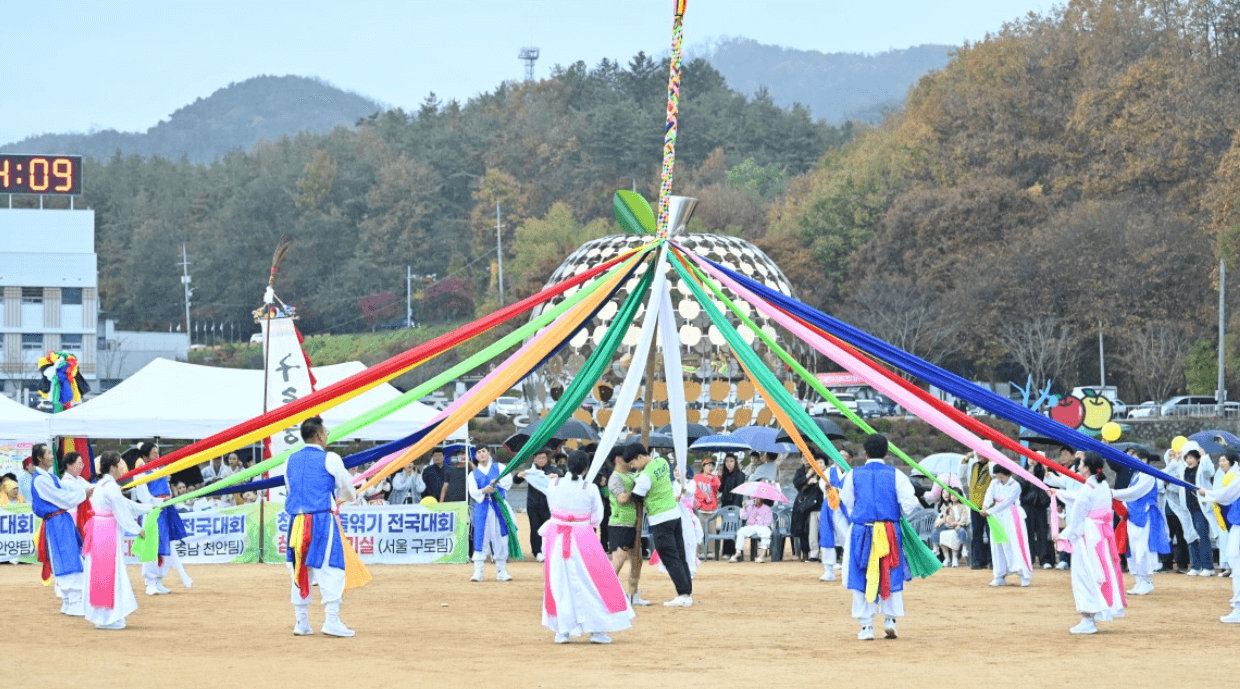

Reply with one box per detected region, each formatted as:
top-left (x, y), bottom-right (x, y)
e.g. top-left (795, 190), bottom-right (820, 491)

top-left (614, 190), bottom-right (656, 234)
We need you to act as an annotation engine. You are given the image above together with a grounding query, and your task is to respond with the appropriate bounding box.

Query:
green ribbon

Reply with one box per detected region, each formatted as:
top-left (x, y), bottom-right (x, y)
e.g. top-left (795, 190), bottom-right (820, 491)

top-left (132, 507), bottom-right (162, 563)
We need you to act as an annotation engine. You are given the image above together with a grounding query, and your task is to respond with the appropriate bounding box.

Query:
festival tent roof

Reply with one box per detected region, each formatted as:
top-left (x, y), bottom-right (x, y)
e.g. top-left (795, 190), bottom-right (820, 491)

top-left (0, 395), bottom-right (52, 441)
top-left (46, 359), bottom-right (464, 441)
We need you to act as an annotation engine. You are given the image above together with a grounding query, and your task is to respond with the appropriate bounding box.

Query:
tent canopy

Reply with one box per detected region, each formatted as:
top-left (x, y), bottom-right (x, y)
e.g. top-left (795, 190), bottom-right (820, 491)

top-left (47, 359), bottom-right (464, 442)
top-left (0, 395), bottom-right (51, 441)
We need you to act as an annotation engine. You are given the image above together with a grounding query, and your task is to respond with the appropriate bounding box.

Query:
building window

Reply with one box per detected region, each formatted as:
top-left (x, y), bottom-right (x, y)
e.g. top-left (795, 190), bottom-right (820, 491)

top-left (21, 334), bottom-right (43, 350)
top-left (62, 288), bottom-right (83, 305)
top-left (21, 287), bottom-right (43, 304)
top-left (61, 334), bottom-right (83, 350)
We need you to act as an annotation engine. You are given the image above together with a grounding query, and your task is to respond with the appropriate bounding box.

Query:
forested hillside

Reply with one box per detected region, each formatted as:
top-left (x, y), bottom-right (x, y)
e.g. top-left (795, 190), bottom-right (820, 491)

top-left (2, 76), bottom-right (382, 163)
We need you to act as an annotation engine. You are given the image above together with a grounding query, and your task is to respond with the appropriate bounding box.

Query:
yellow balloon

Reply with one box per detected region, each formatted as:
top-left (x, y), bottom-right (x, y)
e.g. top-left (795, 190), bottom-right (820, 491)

top-left (1171, 435), bottom-right (1188, 452)
top-left (1101, 422), bottom-right (1122, 442)
top-left (420, 496), bottom-right (439, 508)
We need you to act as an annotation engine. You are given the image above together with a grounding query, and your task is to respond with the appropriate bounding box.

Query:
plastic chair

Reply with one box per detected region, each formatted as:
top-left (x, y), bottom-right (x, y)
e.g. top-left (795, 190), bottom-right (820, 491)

top-left (769, 503), bottom-right (794, 561)
top-left (704, 505), bottom-right (742, 561)
top-left (908, 507), bottom-right (938, 549)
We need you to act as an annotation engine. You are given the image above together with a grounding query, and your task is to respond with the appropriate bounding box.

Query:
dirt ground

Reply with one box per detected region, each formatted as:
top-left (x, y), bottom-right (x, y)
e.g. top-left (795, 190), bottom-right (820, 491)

top-left (5, 526), bottom-right (1236, 689)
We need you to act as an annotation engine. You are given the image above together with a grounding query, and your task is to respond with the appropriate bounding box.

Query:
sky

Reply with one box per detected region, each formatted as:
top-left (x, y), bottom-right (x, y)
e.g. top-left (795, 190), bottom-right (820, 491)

top-left (5, 0), bottom-right (1049, 146)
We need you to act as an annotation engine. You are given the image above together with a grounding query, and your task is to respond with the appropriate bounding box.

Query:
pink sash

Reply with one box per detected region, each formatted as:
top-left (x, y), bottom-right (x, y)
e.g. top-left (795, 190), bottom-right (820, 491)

top-left (1011, 504), bottom-right (1033, 572)
top-left (83, 513), bottom-right (117, 609)
top-left (1089, 509), bottom-right (1128, 609)
top-left (543, 512), bottom-right (628, 617)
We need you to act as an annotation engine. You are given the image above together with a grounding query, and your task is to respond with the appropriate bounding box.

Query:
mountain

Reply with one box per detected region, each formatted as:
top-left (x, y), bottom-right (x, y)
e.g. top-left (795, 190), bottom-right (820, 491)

top-left (697, 38), bottom-right (955, 123)
top-left (2, 75), bottom-right (383, 163)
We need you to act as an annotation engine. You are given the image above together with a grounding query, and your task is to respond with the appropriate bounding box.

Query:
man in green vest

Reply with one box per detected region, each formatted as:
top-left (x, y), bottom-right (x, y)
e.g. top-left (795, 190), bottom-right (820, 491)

top-left (629, 443), bottom-right (693, 607)
top-left (606, 446), bottom-right (650, 606)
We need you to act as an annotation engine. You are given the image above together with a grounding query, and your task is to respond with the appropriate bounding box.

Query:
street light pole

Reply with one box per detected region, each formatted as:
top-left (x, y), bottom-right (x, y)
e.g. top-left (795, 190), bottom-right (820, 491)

top-left (496, 200), bottom-right (505, 307)
top-left (1219, 256), bottom-right (1227, 415)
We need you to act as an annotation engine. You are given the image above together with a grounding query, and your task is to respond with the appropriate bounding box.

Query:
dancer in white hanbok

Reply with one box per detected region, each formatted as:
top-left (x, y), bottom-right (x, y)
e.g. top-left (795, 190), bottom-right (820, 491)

top-left (1199, 450), bottom-right (1240, 623)
top-left (1054, 452), bottom-right (1126, 635)
top-left (1111, 448), bottom-right (1171, 596)
top-left (525, 451), bottom-right (634, 644)
top-left (468, 447), bottom-right (516, 582)
top-left (982, 465), bottom-right (1032, 587)
top-left (83, 452), bottom-right (152, 630)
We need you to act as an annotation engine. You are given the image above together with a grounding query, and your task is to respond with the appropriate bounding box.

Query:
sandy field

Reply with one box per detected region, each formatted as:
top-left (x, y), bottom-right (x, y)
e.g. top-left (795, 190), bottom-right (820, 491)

top-left (4, 526), bottom-right (1235, 689)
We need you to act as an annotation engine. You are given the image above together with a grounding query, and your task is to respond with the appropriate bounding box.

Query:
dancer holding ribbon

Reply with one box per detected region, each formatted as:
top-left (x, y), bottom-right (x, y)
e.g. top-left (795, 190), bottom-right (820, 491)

top-left (469, 446), bottom-right (516, 582)
top-left (839, 434), bottom-right (921, 641)
top-left (286, 416), bottom-right (359, 637)
top-left (1053, 452), bottom-right (1126, 635)
top-left (1111, 448), bottom-right (1170, 596)
top-left (525, 450), bottom-right (634, 644)
top-left (1198, 452), bottom-right (1240, 623)
top-left (30, 444), bottom-right (92, 616)
top-left (82, 451), bottom-right (151, 630)
top-left (981, 465), bottom-right (1032, 588)
top-left (132, 441), bottom-right (193, 595)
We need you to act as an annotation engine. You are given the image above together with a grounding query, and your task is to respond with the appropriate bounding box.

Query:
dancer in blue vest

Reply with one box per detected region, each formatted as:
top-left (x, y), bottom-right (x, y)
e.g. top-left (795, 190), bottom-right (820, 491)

top-left (132, 442), bottom-right (193, 595)
top-left (30, 445), bottom-right (92, 616)
top-left (1199, 450), bottom-right (1240, 623)
top-left (839, 434), bottom-right (921, 641)
top-left (1112, 448), bottom-right (1171, 596)
top-left (468, 446), bottom-right (515, 582)
top-left (818, 451), bottom-right (850, 582)
top-left (285, 416), bottom-right (358, 637)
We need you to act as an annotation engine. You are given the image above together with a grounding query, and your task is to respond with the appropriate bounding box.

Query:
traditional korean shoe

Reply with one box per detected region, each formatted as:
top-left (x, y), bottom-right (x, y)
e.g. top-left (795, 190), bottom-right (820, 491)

top-left (95, 620), bottom-right (126, 630)
top-left (322, 619), bottom-right (356, 638)
top-left (145, 584), bottom-right (166, 596)
top-left (62, 602), bottom-right (85, 617)
top-left (883, 617), bottom-right (898, 639)
top-left (989, 577), bottom-right (1008, 587)
top-left (1069, 617), bottom-right (1098, 635)
top-left (554, 633), bottom-right (571, 644)
top-left (496, 571), bottom-right (513, 582)
top-left (1020, 576), bottom-right (1032, 587)
top-left (470, 571), bottom-right (483, 582)
top-left (589, 633), bottom-right (612, 644)
top-left (1127, 581), bottom-right (1154, 596)
top-left (292, 621), bottom-right (313, 636)
top-left (154, 581), bottom-right (172, 594)
top-left (1220, 609), bottom-right (1240, 624)
top-left (857, 626), bottom-right (874, 641)
top-left (819, 568), bottom-right (836, 582)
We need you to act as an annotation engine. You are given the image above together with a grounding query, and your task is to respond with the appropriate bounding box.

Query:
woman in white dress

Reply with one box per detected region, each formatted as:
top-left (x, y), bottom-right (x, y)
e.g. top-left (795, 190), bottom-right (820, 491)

top-left (524, 451), bottom-right (634, 644)
top-left (1052, 452), bottom-right (1126, 635)
top-left (982, 465), bottom-right (1032, 587)
top-left (83, 451), bottom-right (151, 630)
top-left (1200, 450), bottom-right (1240, 623)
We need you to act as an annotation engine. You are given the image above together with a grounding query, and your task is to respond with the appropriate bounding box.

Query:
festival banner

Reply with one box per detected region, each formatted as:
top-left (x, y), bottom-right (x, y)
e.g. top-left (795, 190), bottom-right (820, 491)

top-left (0, 505), bottom-right (37, 563)
top-left (260, 315), bottom-right (315, 500)
top-left (0, 439), bottom-right (34, 478)
top-left (123, 502), bottom-right (259, 564)
top-left (267, 501), bottom-right (469, 565)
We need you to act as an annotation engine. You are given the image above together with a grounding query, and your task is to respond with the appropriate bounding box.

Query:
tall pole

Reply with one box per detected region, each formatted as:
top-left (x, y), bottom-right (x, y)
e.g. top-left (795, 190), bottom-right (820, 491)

top-left (1219, 257), bottom-right (1227, 415)
top-left (496, 200), bottom-right (504, 307)
top-left (1098, 321), bottom-right (1105, 387)
top-left (177, 244), bottom-right (192, 341)
top-left (406, 265), bottom-right (413, 328)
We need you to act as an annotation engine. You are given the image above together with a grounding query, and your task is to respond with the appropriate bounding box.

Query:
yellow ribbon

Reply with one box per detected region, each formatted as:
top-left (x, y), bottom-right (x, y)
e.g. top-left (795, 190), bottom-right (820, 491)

top-left (864, 522), bottom-right (890, 603)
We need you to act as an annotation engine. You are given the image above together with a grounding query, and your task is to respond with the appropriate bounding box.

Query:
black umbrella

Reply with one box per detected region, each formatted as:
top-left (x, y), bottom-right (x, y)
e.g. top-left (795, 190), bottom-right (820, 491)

top-left (1110, 441), bottom-right (1156, 456)
top-left (775, 417), bottom-right (846, 443)
top-left (1019, 434), bottom-right (1072, 449)
top-left (655, 422), bottom-right (713, 441)
top-left (623, 433), bottom-right (676, 450)
top-left (503, 416), bottom-right (599, 453)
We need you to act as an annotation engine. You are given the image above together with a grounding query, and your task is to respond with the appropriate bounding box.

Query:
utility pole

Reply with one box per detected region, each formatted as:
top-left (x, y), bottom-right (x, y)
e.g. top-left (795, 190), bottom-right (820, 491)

top-left (177, 244), bottom-right (192, 343)
top-left (1219, 257), bottom-right (1227, 415)
top-left (406, 265), bottom-right (413, 328)
top-left (496, 200), bottom-right (505, 307)
top-left (1098, 320), bottom-right (1105, 387)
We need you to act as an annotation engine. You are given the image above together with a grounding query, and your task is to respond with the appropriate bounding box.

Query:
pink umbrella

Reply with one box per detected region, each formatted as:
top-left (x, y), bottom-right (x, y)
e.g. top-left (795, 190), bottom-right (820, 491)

top-left (731, 481), bottom-right (790, 503)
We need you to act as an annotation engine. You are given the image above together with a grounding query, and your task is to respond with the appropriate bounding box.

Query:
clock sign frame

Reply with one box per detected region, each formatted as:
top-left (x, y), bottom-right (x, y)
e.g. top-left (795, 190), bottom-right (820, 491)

top-left (0, 154), bottom-right (83, 195)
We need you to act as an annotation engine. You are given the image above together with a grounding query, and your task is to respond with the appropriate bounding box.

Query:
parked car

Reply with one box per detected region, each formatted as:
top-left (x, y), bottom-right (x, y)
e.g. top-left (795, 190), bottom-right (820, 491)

top-left (811, 393), bottom-right (858, 416)
top-left (856, 399), bottom-right (884, 419)
top-left (1160, 395), bottom-right (1237, 417)
top-left (1127, 401), bottom-right (1160, 418)
top-left (493, 396), bottom-right (528, 417)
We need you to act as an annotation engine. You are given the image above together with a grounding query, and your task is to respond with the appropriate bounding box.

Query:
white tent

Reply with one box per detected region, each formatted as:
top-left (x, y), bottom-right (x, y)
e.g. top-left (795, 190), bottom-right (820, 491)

top-left (0, 395), bottom-right (52, 441)
top-left (46, 359), bottom-right (465, 441)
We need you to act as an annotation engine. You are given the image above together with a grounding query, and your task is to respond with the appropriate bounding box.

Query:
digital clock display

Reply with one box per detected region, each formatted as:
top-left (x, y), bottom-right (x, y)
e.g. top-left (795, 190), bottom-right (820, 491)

top-left (0, 154), bottom-right (82, 195)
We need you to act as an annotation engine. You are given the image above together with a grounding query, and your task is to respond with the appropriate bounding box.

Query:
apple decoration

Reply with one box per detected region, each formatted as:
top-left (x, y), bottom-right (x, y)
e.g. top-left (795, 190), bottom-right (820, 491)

top-left (1079, 389), bottom-right (1114, 430)
top-left (1050, 395), bottom-right (1085, 428)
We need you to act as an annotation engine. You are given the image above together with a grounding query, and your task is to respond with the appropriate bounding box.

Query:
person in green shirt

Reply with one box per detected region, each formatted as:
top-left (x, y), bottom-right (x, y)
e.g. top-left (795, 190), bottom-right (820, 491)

top-left (606, 447), bottom-right (650, 607)
top-left (629, 443), bottom-right (693, 608)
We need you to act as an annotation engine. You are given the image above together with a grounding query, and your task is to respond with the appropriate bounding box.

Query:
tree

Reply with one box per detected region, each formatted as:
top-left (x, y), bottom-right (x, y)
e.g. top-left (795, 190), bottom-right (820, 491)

top-left (839, 275), bottom-right (963, 370)
top-left (1119, 320), bottom-right (1195, 402)
top-left (998, 316), bottom-right (1081, 392)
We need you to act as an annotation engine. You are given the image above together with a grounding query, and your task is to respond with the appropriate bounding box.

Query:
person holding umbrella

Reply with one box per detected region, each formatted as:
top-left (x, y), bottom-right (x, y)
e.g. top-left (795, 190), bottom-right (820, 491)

top-left (839, 434), bottom-right (921, 641)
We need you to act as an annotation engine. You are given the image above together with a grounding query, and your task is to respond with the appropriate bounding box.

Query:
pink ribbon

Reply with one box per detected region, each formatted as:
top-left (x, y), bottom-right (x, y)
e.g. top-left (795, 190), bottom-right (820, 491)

top-left (1012, 504), bottom-right (1033, 572)
top-left (83, 513), bottom-right (117, 609)
top-left (1089, 508), bottom-right (1128, 608)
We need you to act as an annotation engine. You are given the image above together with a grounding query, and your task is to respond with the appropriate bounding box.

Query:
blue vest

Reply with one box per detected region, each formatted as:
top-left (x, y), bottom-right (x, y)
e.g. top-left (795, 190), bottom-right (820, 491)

top-left (1228, 498), bottom-right (1240, 528)
top-left (1125, 482), bottom-right (1159, 528)
top-left (849, 463), bottom-right (900, 524)
top-left (30, 471), bottom-right (66, 519)
top-left (147, 475), bottom-right (172, 498)
top-left (285, 446), bottom-right (336, 515)
top-left (471, 463), bottom-right (510, 551)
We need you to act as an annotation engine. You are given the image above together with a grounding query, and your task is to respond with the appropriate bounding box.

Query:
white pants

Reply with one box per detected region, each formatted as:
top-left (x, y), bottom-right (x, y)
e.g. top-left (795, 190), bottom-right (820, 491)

top-left (142, 557), bottom-right (170, 586)
top-left (55, 572), bottom-right (84, 610)
top-left (474, 512), bottom-right (510, 562)
top-left (736, 525), bottom-right (771, 550)
top-left (290, 520), bottom-right (345, 606)
top-left (807, 511), bottom-right (821, 559)
top-left (851, 590), bottom-right (905, 624)
top-left (1127, 522), bottom-right (1156, 580)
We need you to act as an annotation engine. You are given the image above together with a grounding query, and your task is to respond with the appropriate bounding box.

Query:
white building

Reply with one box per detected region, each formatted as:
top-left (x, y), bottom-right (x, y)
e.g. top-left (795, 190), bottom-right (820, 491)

top-left (0, 208), bottom-right (99, 401)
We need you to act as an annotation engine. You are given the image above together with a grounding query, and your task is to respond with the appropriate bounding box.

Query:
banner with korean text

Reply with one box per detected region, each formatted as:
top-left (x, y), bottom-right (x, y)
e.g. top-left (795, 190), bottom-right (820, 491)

top-left (267, 501), bottom-right (469, 565)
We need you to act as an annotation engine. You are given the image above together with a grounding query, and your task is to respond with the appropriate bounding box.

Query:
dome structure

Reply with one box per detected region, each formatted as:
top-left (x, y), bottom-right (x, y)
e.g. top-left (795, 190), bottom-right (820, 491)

top-left (522, 233), bottom-right (804, 433)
